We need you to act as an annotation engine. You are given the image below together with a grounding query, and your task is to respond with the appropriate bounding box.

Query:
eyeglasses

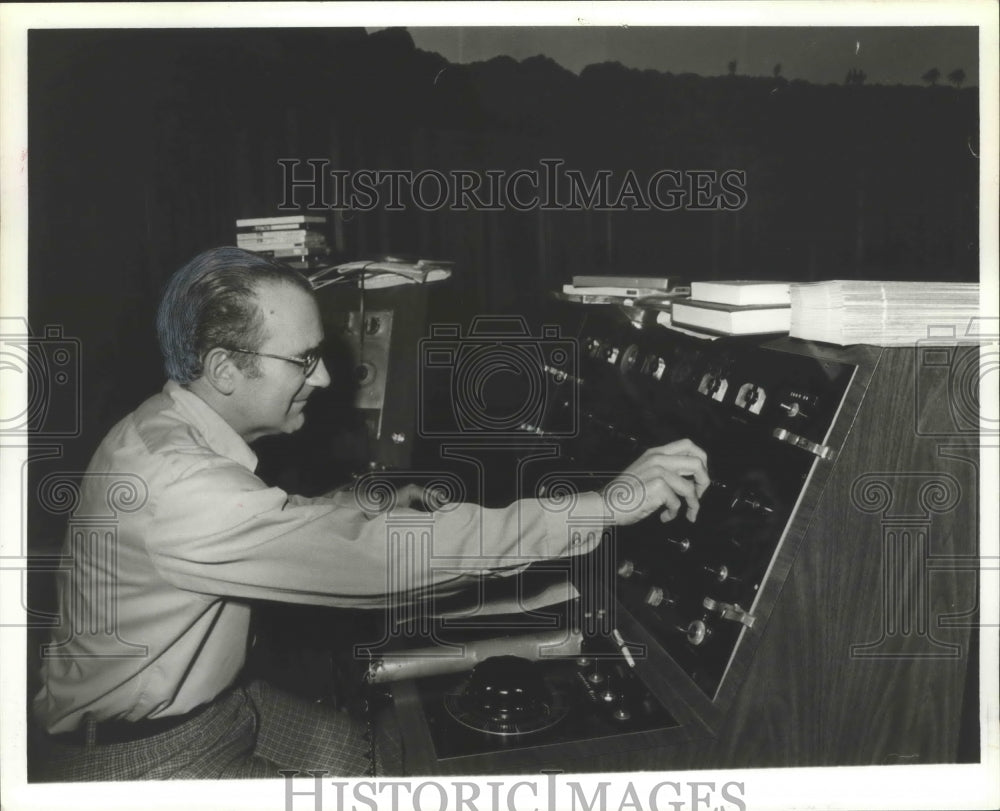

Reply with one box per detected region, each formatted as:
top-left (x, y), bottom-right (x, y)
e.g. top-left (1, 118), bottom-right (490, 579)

top-left (225, 346), bottom-right (323, 377)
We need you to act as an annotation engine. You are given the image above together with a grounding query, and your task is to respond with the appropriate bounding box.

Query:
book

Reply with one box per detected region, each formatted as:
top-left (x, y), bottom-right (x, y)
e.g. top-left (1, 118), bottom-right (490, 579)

top-left (671, 299), bottom-right (791, 335)
top-left (654, 310), bottom-right (720, 341)
top-left (789, 280), bottom-right (980, 346)
top-left (237, 240), bottom-right (327, 252)
top-left (237, 229), bottom-right (324, 243)
top-left (237, 234), bottom-right (327, 249)
top-left (235, 214), bottom-right (328, 227)
top-left (251, 246), bottom-right (330, 258)
top-left (572, 275), bottom-right (684, 292)
top-left (561, 284), bottom-right (671, 298)
top-left (244, 222), bottom-right (327, 232)
top-left (690, 280), bottom-right (791, 306)
top-left (240, 244), bottom-right (329, 257)
top-left (275, 257), bottom-right (333, 271)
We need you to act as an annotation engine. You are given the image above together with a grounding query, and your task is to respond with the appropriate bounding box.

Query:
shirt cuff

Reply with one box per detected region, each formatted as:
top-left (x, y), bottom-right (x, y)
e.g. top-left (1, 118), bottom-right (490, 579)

top-left (538, 490), bottom-right (610, 558)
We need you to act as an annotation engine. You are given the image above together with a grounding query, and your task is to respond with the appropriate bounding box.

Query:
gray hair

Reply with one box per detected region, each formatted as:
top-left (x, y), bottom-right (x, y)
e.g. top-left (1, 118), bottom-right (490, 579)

top-left (156, 246), bottom-right (314, 383)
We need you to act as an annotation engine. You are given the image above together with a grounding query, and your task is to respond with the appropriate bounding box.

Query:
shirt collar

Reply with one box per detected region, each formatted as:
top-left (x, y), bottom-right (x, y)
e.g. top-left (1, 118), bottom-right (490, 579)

top-left (163, 380), bottom-right (259, 472)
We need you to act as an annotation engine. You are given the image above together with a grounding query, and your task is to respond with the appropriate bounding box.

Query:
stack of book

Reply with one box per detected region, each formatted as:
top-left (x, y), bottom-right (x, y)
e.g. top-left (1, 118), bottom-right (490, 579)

top-left (789, 280), bottom-right (981, 346)
top-left (670, 281), bottom-right (792, 335)
top-left (559, 275), bottom-right (690, 304)
top-left (235, 215), bottom-right (330, 262)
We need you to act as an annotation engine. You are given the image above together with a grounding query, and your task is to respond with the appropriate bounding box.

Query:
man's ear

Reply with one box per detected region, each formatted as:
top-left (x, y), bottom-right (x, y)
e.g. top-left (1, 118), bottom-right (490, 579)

top-left (201, 347), bottom-right (239, 395)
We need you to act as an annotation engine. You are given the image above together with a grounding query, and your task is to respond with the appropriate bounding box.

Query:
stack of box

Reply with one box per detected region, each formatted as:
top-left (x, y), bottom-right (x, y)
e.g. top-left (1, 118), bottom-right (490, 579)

top-left (235, 215), bottom-right (330, 264)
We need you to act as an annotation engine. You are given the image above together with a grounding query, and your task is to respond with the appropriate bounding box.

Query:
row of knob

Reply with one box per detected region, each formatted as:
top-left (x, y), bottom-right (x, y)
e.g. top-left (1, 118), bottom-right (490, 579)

top-left (585, 337), bottom-right (816, 421)
top-left (617, 558), bottom-right (757, 646)
top-left (573, 657), bottom-right (659, 721)
top-left (619, 556), bottom-right (737, 583)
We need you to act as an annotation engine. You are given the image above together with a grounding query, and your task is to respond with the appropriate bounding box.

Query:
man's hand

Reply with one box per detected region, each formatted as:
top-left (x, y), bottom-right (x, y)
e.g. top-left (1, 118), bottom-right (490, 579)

top-left (601, 439), bottom-right (710, 526)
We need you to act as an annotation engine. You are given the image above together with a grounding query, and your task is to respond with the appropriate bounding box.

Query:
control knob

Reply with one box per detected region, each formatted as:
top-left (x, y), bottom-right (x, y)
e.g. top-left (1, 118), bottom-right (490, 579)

top-left (675, 619), bottom-right (712, 646)
top-left (617, 559), bottom-right (645, 579)
top-left (703, 564), bottom-right (736, 583)
top-left (644, 586), bottom-right (676, 608)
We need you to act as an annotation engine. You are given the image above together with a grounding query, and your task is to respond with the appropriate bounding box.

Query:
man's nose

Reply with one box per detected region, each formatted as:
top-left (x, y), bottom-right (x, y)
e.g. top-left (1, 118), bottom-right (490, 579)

top-left (306, 358), bottom-right (332, 389)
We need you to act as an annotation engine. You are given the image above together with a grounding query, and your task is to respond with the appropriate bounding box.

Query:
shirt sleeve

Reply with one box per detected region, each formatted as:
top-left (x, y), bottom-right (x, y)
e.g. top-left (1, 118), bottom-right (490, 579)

top-left (145, 456), bottom-right (608, 608)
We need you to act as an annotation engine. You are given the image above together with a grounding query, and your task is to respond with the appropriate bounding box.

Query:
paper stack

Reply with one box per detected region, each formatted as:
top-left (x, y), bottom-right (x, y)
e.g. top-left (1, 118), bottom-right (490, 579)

top-left (789, 280), bottom-right (980, 346)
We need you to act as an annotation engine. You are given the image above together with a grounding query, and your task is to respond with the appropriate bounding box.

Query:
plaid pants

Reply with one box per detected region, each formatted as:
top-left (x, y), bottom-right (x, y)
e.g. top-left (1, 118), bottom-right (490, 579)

top-left (34, 680), bottom-right (400, 781)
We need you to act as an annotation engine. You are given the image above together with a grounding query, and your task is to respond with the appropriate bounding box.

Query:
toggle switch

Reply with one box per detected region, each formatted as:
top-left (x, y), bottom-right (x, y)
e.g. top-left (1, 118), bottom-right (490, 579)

top-left (702, 596), bottom-right (757, 628)
top-left (730, 492), bottom-right (774, 514)
top-left (779, 400), bottom-right (804, 418)
top-left (666, 536), bottom-right (691, 552)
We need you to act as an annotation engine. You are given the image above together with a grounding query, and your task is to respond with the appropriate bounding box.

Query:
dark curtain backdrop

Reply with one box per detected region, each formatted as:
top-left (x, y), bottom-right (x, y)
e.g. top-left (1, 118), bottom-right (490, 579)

top-left (27, 26), bottom-right (979, 552)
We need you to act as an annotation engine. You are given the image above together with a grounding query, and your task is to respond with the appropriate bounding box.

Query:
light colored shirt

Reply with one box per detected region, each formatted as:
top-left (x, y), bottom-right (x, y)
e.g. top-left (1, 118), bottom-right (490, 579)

top-left (34, 381), bottom-right (605, 733)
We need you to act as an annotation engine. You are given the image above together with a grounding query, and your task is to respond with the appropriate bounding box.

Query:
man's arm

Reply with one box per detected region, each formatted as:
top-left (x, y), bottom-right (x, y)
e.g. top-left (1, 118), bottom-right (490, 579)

top-left (144, 461), bottom-right (603, 607)
top-left (145, 441), bottom-right (707, 608)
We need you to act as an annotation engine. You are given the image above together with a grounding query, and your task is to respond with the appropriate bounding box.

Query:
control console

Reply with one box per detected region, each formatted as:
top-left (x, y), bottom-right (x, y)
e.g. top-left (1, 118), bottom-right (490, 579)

top-left (390, 301), bottom-right (978, 774)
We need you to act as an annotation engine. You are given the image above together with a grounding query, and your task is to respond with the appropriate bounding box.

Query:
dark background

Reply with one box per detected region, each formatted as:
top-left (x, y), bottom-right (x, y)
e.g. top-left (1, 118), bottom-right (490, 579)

top-left (26, 24), bottom-right (979, 551)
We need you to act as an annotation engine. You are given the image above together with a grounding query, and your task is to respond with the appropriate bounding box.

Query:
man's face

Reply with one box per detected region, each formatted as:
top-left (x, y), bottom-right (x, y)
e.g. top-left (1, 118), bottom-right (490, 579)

top-left (231, 281), bottom-right (330, 442)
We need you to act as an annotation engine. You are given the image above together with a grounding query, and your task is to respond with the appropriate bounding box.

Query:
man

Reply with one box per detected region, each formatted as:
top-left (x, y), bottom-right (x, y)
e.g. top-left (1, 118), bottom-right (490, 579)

top-left (33, 247), bottom-right (709, 780)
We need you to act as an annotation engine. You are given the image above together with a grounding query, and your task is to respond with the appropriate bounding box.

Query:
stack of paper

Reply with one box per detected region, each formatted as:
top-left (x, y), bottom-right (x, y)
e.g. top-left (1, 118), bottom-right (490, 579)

top-left (789, 281), bottom-right (980, 346)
